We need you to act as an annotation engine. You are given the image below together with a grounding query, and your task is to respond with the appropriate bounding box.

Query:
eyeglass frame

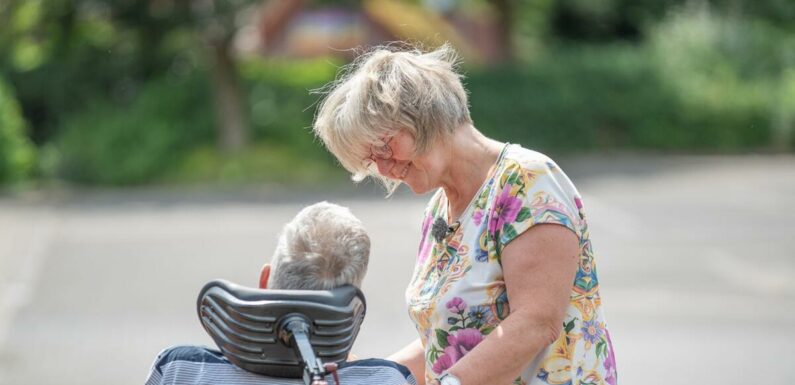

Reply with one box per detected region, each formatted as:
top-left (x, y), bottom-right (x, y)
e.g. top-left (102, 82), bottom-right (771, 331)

top-left (361, 136), bottom-right (395, 171)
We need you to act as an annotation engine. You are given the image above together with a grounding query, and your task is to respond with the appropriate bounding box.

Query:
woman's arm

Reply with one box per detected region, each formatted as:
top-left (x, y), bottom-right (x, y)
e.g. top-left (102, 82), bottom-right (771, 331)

top-left (434, 223), bottom-right (580, 385)
top-left (388, 338), bottom-right (427, 385)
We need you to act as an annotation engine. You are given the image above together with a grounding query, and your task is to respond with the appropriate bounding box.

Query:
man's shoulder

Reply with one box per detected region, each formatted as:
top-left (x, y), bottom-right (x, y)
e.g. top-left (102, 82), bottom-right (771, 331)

top-left (148, 345), bottom-right (415, 385)
top-left (152, 345), bottom-right (227, 373)
top-left (146, 345), bottom-right (240, 385)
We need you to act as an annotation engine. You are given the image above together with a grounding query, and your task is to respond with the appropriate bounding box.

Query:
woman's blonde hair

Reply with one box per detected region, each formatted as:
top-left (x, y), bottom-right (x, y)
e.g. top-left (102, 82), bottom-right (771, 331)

top-left (313, 43), bottom-right (472, 191)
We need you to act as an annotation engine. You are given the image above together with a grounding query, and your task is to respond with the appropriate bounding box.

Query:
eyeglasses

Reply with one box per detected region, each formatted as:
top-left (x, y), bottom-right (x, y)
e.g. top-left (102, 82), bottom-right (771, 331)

top-left (361, 136), bottom-right (394, 171)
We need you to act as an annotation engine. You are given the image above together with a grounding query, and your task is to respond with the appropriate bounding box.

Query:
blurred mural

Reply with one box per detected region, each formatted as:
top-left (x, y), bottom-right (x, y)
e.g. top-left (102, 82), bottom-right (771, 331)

top-left (0, 0), bottom-right (793, 187)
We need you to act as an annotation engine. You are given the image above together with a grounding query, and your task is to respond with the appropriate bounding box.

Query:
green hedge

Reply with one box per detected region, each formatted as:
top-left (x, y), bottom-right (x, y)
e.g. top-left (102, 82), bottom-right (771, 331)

top-left (468, 46), bottom-right (784, 153)
top-left (0, 76), bottom-right (35, 184)
top-left (45, 12), bottom-right (794, 185)
top-left (163, 58), bottom-right (345, 185)
top-left (53, 58), bottom-right (343, 185)
top-left (468, 11), bottom-right (794, 153)
top-left (55, 74), bottom-right (214, 185)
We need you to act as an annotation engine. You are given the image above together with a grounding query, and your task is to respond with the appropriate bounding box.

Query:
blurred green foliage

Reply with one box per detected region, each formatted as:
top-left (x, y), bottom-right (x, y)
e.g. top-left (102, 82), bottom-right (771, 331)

top-left (164, 58), bottom-right (345, 185)
top-left (52, 57), bottom-right (345, 185)
top-left (468, 46), bottom-right (770, 153)
top-left (240, 57), bottom-right (340, 147)
top-left (165, 142), bottom-right (344, 185)
top-left (473, 2), bottom-right (794, 152)
top-left (55, 74), bottom-right (214, 184)
top-left (0, 0), bottom-right (792, 186)
top-left (0, 76), bottom-right (36, 184)
top-left (648, 7), bottom-right (795, 150)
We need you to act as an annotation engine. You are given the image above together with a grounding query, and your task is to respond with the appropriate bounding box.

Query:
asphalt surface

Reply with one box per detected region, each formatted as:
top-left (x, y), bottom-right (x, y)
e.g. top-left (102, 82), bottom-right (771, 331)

top-left (0, 155), bottom-right (793, 385)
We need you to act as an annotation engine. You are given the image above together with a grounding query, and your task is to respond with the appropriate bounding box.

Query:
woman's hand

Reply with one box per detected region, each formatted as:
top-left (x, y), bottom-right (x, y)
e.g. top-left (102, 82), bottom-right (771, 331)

top-left (443, 223), bottom-right (580, 385)
top-left (388, 338), bottom-right (427, 385)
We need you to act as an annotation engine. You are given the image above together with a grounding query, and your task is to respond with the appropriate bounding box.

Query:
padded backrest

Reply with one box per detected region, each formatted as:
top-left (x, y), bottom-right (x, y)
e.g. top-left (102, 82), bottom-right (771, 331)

top-left (197, 279), bottom-right (366, 378)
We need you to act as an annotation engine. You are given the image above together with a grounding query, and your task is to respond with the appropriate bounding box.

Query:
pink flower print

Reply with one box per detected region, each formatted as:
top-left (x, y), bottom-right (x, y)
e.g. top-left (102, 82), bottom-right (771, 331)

top-left (472, 209), bottom-right (484, 226)
top-left (574, 196), bottom-right (585, 220)
top-left (431, 349), bottom-right (456, 374)
top-left (488, 187), bottom-right (522, 236)
top-left (603, 329), bottom-right (617, 385)
top-left (447, 328), bottom-right (483, 355)
top-left (431, 328), bottom-right (484, 374)
top-left (445, 297), bottom-right (467, 313)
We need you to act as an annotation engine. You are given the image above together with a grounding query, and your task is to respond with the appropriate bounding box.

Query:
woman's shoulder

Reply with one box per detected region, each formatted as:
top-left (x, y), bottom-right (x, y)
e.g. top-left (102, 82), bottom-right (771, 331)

top-left (497, 144), bottom-right (582, 202)
top-left (501, 144), bottom-right (564, 175)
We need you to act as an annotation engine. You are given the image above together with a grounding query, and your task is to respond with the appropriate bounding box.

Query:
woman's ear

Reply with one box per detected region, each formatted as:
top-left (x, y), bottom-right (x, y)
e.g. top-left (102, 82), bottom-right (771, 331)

top-left (259, 264), bottom-right (271, 289)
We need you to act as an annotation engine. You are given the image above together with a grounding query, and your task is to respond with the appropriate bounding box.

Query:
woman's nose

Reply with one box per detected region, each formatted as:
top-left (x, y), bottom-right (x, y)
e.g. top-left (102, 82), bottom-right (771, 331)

top-left (373, 157), bottom-right (396, 176)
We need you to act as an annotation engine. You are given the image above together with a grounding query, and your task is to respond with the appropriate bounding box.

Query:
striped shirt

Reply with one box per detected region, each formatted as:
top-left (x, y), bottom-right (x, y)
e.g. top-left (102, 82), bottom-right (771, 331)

top-left (145, 345), bottom-right (416, 385)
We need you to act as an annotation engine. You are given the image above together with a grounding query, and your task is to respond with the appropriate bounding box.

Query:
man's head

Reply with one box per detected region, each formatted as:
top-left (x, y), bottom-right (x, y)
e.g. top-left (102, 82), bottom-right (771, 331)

top-left (259, 202), bottom-right (370, 290)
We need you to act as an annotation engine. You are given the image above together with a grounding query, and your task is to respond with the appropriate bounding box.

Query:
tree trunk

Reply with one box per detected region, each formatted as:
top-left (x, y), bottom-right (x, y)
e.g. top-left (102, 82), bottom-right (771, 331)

top-left (210, 40), bottom-right (248, 153)
top-left (491, 0), bottom-right (514, 62)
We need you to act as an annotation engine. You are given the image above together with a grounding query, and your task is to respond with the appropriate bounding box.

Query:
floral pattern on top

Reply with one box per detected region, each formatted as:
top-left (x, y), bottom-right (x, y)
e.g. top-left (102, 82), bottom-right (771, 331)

top-left (405, 145), bottom-right (616, 385)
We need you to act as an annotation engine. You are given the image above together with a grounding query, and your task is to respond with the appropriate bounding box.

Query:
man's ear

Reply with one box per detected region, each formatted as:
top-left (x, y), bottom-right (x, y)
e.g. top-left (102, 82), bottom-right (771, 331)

top-left (259, 264), bottom-right (271, 289)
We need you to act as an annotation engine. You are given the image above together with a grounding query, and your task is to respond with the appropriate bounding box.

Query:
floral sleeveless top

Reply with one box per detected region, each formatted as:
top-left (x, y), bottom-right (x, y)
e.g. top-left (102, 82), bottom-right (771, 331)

top-left (405, 145), bottom-right (617, 385)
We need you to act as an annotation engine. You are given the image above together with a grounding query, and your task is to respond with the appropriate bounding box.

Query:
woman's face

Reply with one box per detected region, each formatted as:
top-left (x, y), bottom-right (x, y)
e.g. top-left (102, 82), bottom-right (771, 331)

top-left (370, 130), bottom-right (445, 194)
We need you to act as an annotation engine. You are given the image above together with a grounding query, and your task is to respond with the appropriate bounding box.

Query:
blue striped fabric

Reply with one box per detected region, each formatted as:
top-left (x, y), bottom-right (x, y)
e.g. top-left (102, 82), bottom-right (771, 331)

top-left (145, 345), bottom-right (416, 385)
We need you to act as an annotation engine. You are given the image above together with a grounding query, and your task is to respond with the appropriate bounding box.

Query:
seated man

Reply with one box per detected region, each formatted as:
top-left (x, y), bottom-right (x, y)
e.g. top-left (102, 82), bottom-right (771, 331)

top-left (145, 202), bottom-right (416, 385)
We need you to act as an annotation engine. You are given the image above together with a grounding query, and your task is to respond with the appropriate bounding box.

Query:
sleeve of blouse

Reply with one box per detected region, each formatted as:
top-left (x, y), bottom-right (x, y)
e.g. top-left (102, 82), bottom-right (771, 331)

top-left (495, 157), bottom-right (584, 249)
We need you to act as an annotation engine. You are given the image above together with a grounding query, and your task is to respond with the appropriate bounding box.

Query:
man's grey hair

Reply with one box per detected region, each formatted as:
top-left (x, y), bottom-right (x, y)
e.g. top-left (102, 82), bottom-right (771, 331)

top-left (269, 202), bottom-right (370, 290)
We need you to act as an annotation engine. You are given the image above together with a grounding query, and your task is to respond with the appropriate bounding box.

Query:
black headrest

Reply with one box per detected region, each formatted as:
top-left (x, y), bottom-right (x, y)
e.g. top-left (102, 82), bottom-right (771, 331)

top-left (197, 279), bottom-right (366, 378)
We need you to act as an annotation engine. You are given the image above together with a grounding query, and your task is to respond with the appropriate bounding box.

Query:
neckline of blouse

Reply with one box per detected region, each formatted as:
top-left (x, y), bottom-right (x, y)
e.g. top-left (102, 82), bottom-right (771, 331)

top-left (443, 142), bottom-right (512, 227)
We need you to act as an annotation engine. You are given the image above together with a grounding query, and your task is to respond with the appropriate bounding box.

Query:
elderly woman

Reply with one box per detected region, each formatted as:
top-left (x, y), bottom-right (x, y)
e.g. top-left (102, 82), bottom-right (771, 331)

top-left (313, 44), bottom-right (617, 385)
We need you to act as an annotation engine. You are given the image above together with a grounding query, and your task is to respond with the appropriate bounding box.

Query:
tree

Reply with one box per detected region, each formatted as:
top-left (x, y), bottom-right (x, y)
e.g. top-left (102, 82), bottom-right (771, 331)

top-left (0, 0), bottom-right (259, 153)
top-left (189, 0), bottom-right (258, 153)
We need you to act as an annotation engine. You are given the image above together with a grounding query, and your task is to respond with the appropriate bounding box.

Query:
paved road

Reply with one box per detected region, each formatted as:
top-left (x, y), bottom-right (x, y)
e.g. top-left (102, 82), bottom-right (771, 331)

top-left (1, 155), bottom-right (793, 385)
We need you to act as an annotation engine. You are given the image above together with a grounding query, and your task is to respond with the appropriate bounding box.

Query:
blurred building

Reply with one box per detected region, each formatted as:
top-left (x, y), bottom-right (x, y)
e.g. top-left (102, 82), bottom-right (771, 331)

top-left (241, 0), bottom-right (507, 64)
